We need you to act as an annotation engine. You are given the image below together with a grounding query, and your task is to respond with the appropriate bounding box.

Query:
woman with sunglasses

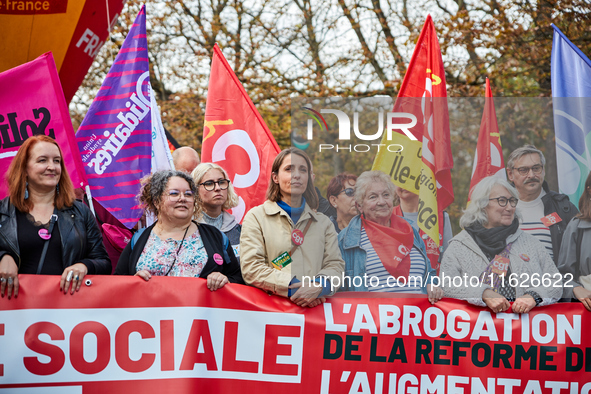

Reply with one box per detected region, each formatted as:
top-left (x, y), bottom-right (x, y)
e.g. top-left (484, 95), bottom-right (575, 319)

top-left (440, 176), bottom-right (561, 313)
top-left (326, 173), bottom-right (358, 233)
top-left (115, 170), bottom-right (243, 290)
top-left (192, 163), bottom-right (242, 260)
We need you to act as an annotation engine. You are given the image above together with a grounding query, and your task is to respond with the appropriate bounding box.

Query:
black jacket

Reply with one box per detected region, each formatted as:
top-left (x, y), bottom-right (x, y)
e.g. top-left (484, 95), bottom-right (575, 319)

top-left (541, 181), bottom-right (578, 265)
top-left (0, 197), bottom-right (111, 274)
top-left (114, 222), bottom-right (244, 284)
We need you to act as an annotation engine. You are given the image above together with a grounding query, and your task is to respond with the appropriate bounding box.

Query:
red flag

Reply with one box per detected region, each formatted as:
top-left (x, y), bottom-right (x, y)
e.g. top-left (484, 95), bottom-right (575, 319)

top-left (373, 15), bottom-right (453, 246)
top-left (469, 78), bottom-right (506, 200)
top-left (202, 44), bottom-right (281, 223)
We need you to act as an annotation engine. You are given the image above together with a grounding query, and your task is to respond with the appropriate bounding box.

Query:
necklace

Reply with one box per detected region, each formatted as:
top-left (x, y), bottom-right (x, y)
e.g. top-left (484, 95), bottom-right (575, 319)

top-left (164, 223), bottom-right (192, 276)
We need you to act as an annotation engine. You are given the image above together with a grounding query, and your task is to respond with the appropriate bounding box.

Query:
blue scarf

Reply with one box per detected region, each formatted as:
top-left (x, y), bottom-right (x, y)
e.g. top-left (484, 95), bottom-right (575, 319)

top-left (277, 198), bottom-right (306, 224)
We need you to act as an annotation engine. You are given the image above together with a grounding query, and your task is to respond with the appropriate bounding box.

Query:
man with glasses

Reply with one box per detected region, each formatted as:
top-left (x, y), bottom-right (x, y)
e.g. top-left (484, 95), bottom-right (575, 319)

top-left (507, 145), bottom-right (578, 265)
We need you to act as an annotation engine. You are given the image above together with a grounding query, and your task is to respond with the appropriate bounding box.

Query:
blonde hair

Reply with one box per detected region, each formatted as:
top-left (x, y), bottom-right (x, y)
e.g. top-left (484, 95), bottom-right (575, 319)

top-left (191, 163), bottom-right (239, 211)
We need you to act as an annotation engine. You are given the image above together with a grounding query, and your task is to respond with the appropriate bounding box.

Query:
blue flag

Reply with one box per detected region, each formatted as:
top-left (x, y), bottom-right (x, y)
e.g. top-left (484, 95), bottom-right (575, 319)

top-left (551, 24), bottom-right (591, 205)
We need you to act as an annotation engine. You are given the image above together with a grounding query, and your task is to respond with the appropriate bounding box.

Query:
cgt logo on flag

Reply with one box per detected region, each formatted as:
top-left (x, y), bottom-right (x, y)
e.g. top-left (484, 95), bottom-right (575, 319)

top-left (202, 44), bottom-right (281, 224)
top-left (203, 120), bottom-right (261, 223)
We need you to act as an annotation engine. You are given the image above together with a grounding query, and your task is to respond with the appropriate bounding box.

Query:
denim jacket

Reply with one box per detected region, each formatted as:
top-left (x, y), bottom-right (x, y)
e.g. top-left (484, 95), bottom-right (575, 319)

top-left (337, 214), bottom-right (436, 293)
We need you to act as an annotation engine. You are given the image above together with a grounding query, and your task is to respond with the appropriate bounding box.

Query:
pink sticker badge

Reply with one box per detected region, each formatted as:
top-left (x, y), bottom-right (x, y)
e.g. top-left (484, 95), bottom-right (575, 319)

top-left (519, 253), bottom-right (530, 262)
top-left (291, 229), bottom-right (304, 246)
top-left (213, 253), bottom-right (223, 265)
top-left (38, 229), bottom-right (51, 240)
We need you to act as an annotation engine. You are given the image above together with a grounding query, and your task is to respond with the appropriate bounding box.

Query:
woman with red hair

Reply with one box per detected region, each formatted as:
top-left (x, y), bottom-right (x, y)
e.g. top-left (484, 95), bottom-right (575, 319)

top-left (0, 136), bottom-right (110, 299)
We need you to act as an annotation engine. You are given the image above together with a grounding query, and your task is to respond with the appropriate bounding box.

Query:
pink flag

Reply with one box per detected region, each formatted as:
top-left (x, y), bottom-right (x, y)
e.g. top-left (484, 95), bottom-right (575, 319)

top-left (0, 52), bottom-right (87, 198)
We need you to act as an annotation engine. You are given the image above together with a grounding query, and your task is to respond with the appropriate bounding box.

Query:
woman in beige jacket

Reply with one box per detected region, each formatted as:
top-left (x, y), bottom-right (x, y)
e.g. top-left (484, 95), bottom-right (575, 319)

top-left (240, 148), bottom-right (345, 307)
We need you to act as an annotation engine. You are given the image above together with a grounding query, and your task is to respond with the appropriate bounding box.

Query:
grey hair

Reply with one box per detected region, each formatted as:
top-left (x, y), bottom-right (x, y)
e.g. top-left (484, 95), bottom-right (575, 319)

top-left (507, 145), bottom-right (546, 170)
top-left (354, 170), bottom-right (396, 205)
top-left (191, 163), bottom-right (239, 210)
top-left (460, 176), bottom-right (522, 228)
top-left (138, 170), bottom-right (199, 218)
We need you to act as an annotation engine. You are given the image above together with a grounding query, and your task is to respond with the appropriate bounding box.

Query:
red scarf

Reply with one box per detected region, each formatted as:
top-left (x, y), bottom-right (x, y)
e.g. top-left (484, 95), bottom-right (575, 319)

top-left (361, 213), bottom-right (414, 278)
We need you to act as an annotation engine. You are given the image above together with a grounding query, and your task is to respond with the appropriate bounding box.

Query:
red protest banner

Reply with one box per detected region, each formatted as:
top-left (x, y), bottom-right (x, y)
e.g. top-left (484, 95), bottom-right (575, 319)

top-left (0, 275), bottom-right (589, 393)
top-left (202, 44), bottom-right (281, 223)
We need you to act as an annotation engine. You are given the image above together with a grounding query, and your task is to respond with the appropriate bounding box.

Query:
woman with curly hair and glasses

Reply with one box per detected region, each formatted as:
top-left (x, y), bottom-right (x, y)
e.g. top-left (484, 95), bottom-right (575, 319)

top-left (115, 170), bottom-right (243, 290)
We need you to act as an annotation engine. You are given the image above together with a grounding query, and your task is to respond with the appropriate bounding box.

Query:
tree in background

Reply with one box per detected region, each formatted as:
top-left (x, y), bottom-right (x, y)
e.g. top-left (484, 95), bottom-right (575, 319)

top-left (70, 0), bottom-right (591, 232)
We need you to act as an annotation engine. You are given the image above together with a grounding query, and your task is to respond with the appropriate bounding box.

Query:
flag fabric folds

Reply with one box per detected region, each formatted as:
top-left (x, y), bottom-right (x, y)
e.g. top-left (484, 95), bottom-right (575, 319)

top-left (469, 78), bottom-right (506, 200)
top-left (202, 44), bottom-right (281, 223)
top-left (551, 24), bottom-right (591, 205)
top-left (76, 5), bottom-right (152, 229)
top-left (372, 15), bottom-right (453, 247)
top-left (150, 91), bottom-right (174, 173)
top-left (0, 52), bottom-right (87, 199)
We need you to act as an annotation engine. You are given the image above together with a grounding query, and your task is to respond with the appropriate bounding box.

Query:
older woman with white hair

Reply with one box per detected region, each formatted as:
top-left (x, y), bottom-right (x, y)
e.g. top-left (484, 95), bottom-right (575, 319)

top-left (192, 163), bottom-right (241, 260)
top-left (440, 176), bottom-right (561, 313)
top-left (338, 170), bottom-right (442, 302)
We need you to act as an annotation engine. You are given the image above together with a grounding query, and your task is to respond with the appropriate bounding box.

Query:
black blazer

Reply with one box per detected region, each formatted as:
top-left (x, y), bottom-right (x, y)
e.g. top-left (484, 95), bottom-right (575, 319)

top-left (0, 197), bottom-right (111, 274)
top-left (115, 221), bottom-right (244, 284)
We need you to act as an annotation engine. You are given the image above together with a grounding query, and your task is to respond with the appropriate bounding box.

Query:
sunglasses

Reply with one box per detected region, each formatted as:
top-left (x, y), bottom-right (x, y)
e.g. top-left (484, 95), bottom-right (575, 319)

top-left (338, 188), bottom-right (355, 197)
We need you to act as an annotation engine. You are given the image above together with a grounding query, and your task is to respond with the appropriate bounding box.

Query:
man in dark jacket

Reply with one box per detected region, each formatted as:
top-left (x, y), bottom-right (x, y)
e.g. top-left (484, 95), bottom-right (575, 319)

top-left (507, 145), bottom-right (578, 265)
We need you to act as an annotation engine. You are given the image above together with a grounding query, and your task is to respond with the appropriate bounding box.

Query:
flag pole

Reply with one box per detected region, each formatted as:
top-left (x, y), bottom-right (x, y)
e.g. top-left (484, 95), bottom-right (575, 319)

top-left (84, 184), bottom-right (96, 217)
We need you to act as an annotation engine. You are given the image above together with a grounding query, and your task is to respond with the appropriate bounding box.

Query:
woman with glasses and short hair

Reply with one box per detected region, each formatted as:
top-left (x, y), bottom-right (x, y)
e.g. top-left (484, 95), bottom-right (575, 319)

top-left (326, 173), bottom-right (358, 233)
top-left (440, 176), bottom-right (561, 313)
top-left (192, 163), bottom-right (242, 260)
top-left (115, 170), bottom-right (243, 290)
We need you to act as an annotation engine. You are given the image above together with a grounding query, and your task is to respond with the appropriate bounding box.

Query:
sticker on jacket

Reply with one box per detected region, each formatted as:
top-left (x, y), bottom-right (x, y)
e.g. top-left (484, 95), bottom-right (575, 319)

top-left (272, 251), bottom-right (292, 270)
top-left (540, 213), bottom-right (562, 227)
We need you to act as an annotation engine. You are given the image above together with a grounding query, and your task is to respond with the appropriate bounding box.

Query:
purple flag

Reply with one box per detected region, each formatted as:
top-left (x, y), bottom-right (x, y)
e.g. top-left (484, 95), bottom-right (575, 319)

top-left (76, 6), bottom-right (151, 229)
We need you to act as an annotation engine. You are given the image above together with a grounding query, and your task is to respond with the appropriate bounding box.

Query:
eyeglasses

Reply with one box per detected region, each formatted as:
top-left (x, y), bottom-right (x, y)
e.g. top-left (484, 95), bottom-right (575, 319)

top-left (489, 197), bottom-right (518, 207)
top-left (338, 188), bottom-right (355, 197)
top-left (513, 164), bottom-right (543, 176)
top-left (199, 179), bottom-right (230, 191)
top-left (167, 190), bottom-right (195, 200)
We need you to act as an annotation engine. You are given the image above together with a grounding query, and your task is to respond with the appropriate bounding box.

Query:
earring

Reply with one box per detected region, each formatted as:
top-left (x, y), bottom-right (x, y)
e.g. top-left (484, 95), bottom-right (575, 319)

top-left (56, 184), bottom-right (60, 196)
top-left (24, 182), bottom-right (29, 200)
